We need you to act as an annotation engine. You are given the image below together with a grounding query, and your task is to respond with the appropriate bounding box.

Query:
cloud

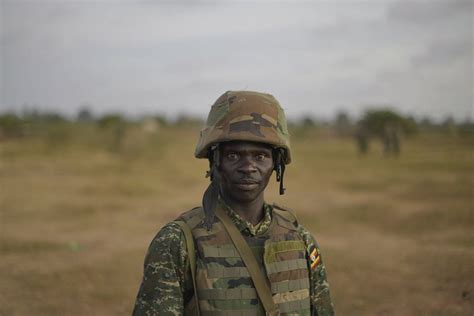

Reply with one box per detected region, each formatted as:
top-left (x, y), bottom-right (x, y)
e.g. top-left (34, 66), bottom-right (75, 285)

top-left (411, 38), bottom-right (472, 67)
top-left (387, 0), bottom-right (472, 23)
top-left (1, 0), bottom-right (472, 121)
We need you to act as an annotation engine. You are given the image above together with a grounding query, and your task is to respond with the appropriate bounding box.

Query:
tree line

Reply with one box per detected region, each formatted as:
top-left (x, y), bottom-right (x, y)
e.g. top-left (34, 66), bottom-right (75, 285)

top-left (0, 107), bottom-right (472, 140)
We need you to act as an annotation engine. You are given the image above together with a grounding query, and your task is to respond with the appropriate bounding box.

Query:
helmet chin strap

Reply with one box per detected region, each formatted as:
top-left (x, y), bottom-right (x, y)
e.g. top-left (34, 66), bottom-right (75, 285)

top-left (274, 148), bottom-right (286, 195)
top-left (202, 145), bottom-right (220, 230)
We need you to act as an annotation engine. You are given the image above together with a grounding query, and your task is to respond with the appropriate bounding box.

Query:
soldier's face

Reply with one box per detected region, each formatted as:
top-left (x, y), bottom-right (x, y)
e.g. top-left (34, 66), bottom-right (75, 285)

top-left (218, 141), bottom-right (274, 203)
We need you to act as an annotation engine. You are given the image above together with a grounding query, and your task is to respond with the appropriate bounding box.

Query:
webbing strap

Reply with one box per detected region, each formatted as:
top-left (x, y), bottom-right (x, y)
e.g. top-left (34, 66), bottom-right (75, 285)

top-left (199, 279), bottom-right (309, 299)
top-left (199, 288), bottom-right (258, 300)
top-left (271, 278), bottom-right (310, 294)
top-left (193, 225), bottom-right (223, 238)
top-left (203, 245), bottom-right (240, 258)
top-left (176, 220), bottom-right (200, 316)
top-left (278, 296), bottom-right (311, 313)
top-left (201, 310), bottom-right (260, 316)
top-left (214, 207), bottom-right (280, 316)
top-left (207, 266), bottom-right (250, 278)
top-left (265, 258), bottom-right (307, 275)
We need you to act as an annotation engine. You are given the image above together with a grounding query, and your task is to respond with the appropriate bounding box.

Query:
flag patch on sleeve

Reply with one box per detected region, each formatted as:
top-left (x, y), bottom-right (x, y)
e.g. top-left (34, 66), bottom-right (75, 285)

top-left (309, 247), bottom-right (321, 270)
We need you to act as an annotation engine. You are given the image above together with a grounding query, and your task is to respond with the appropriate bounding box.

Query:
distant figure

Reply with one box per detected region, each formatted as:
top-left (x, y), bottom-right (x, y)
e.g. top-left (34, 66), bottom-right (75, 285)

top-left (133, 91), bottom-right (334, 315)
top-left (354, 125), bottom-right (369, 155)
top-left (355, 108), bottom-right (407, 157)
top-left (354, 123), bottom-right (401, 157)
top-left (382, 122), bottom-right (401, 156)
top-left (112, 122), bottom-right (125, 152)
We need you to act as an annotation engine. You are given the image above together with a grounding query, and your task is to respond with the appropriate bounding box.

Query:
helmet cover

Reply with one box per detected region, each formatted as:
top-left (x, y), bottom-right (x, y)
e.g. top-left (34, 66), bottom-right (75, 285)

top-left (195, 90), bottom-right (291, 163)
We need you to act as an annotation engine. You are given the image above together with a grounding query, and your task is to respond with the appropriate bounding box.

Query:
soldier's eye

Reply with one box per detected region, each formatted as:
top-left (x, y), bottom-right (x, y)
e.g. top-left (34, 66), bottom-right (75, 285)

top-left (227, 153), bottom-right (238, 160)
top-left (255, 153), bottom-right (266, 161)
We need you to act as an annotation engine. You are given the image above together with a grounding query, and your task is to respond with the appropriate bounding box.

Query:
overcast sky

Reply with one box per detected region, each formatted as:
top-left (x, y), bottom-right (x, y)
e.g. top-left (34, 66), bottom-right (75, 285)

top-left (1, 0), bottom-right (472, 121)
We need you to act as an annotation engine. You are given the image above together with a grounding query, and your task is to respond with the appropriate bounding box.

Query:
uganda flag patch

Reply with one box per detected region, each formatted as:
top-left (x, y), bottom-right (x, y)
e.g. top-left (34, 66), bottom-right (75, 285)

top-left (309, 247), bottom-right (321, 270)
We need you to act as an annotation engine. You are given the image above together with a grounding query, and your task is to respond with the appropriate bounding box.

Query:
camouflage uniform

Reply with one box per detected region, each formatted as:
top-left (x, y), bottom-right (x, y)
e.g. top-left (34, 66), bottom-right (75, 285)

top-left (133, 199), bottom-right (334, 315)
top-left (133, 91), bottom-right (334, 315)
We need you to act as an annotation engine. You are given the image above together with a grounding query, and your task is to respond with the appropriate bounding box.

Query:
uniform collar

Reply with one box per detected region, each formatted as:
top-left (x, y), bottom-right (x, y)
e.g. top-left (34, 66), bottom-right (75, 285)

top-left (217, 196), bottom-right (273, 236)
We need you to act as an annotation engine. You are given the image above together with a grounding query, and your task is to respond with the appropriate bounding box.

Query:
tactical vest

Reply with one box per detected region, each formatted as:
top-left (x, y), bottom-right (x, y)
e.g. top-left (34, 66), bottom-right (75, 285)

top-left (178, 205), bottom-right (311, 316)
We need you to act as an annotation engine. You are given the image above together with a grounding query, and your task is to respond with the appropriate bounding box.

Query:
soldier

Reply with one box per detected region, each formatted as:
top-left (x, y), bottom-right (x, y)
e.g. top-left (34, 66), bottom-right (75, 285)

top-left (133, 91), bottom-right (334, 315)
top-left (382, 122), bottom-right (401, 156)
top-left (354, 124), bottom-right (369, 155)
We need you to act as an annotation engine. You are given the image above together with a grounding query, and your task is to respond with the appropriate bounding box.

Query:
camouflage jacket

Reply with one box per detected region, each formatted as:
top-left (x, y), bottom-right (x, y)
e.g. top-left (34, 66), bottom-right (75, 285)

top-left (133, 202), bottom-right (335, 316)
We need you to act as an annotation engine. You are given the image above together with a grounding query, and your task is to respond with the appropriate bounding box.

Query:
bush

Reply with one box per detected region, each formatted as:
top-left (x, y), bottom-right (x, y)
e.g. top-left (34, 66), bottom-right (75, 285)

top-left (0, 113), bottom-right (27, 138)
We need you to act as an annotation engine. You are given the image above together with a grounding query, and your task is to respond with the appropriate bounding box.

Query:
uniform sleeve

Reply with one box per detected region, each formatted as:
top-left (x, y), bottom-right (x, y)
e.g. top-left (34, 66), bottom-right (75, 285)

top-left (133, 222), bottom-right (191, 316)
top-left (297, 225), bottom-right (335, 316)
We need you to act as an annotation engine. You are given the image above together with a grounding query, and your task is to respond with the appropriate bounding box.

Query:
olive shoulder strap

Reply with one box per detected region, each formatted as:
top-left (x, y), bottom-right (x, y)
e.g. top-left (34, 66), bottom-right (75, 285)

top-left (175, 220), bottom-right (200, 316)
top-left (214, 207), bottom-right (280, 316)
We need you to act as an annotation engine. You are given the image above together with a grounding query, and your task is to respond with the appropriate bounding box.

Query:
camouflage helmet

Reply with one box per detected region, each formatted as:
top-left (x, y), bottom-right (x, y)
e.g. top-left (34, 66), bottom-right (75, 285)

top-left (195, 90), bottom-right (292, 164)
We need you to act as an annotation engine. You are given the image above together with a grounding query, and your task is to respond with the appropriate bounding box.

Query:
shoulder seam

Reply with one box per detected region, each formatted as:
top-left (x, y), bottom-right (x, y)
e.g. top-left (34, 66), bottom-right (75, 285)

top-left (272, 202), bottom-right (293, 212)
top-left (272, 203), bottom-right (299, 227)
top-left (177, 206), bottom-right (205, 230)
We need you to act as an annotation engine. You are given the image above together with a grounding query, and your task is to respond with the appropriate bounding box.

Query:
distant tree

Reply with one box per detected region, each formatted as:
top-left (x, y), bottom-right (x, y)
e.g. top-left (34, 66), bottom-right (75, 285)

top-left (22, 109), bottom-right (67, 124)
top-left (22, 108), bottom-right (39, 121)
top-left (334, 110), bottom-right (352, 136)
top-left (458, 118), bottom-right (474, 137)
top-left (0, 113), bottom-right (25, 138)
top-left (300, 115), bottom-right (316, 128)
top-left (403, 116), bottom-right (418, 135)
top-left (359, 109), bottom-right (416, 136)
top-left (98, 114), bottom-right (125, 128)
top-left (441, 116), bottom-right (456, 135)
top-left (419, 116), bottom-right (434, 130)
top-left (77, 106), bottom-right (94, 122)
top-left (41, 113), bottom-right (68, 123)
top-left (98, 114), bottom-right (126, 152)
top-left (174, 114), bottom-right (203, 126)
top-left (154, 114), bottom-right (169, 126)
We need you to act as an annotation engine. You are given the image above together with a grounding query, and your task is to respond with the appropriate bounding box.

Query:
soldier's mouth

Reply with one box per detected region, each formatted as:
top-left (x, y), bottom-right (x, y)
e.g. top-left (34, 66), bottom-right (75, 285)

top-left (234, 181), bottom-right (259, 190)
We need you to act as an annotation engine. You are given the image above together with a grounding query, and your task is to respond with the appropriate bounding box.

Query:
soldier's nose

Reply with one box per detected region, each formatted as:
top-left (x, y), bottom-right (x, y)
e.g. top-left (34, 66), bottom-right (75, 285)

top-left (238, 159), bottom-right (257, 174)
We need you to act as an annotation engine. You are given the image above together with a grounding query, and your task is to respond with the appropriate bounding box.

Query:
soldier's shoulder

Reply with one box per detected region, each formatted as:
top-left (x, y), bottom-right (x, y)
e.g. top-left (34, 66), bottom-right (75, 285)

top-left (271, 203), bottom-right (318, 244)
top-left (272, 202), bottom-right (294, 212)
top-left (145, 221), bottom-right (186, 258)
top-left (151, 221), bottom-right (184, 243)
top-left (272, 202), bottom-right (299, 225)
top-left (150, 207), bottom-right (199, 240)
top-left (176, 206), bottom-right (205, 229)
top-left (149, 206), bottom-right (204, 244)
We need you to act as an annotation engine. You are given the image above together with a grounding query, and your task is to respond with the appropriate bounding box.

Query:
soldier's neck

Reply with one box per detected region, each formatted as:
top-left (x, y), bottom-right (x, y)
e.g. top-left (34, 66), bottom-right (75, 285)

top-left (221, 194), bottom-right (265, 226)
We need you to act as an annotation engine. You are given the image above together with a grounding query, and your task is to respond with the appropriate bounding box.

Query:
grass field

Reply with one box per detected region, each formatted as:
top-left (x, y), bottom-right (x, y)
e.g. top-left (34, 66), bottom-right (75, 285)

top-left (1, 123), bottom-right (473, 315)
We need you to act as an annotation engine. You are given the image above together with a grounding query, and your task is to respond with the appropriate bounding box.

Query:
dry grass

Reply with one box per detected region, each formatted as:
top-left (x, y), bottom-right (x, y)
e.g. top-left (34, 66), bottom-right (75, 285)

top-left (1, 125), bottom-right (473, 315)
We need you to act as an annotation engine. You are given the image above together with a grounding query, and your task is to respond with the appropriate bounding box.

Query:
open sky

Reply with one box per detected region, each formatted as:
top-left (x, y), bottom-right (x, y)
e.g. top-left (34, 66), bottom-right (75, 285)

top-left (1, 0), bottom-right (472, 121)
